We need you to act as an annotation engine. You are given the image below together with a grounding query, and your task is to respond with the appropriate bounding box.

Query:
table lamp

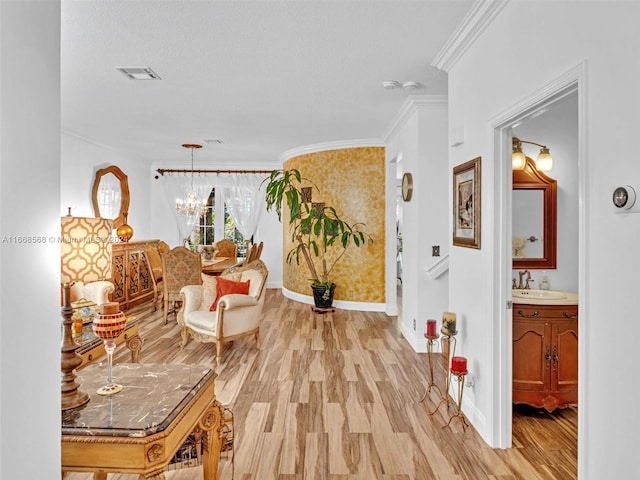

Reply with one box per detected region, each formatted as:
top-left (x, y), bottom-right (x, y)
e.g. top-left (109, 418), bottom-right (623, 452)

top-left (60, 215), bottom-right (113, 410)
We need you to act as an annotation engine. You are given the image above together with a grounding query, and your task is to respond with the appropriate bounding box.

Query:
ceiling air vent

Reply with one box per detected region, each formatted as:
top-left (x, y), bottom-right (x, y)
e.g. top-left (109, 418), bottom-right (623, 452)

top-left (116, 67), bottom-right (161, 80)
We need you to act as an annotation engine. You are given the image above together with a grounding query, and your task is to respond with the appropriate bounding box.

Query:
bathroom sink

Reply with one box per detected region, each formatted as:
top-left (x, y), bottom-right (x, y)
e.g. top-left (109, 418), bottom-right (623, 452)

top-left (512, 289), bottom-right (567, 300)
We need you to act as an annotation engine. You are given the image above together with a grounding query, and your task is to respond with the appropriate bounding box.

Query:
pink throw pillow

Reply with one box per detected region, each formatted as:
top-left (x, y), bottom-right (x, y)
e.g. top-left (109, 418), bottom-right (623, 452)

top-left (210, 277), bottom-right (251, 311)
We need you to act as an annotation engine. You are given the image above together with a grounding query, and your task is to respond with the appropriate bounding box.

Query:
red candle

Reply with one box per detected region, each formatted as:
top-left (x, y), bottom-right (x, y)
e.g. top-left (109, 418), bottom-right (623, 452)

top-left (451, 356), bottom-right (467, 374)
top-left (426, 319), bottom-right (437, 337)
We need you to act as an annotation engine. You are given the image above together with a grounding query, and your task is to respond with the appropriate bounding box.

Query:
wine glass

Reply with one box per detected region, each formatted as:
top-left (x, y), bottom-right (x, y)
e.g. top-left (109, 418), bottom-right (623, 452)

top-left (92, 305), bottom-right (127, 395)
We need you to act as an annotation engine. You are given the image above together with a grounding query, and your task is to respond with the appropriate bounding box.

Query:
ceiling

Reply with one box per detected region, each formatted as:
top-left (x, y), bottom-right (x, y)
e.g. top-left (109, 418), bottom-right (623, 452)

top-left (61, 1), bottom-right (473, 167)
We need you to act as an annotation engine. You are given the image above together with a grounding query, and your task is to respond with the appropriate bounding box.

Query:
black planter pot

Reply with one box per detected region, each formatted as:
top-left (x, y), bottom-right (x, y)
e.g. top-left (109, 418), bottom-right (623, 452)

top-left (311, 283), bottom-right (336, 308)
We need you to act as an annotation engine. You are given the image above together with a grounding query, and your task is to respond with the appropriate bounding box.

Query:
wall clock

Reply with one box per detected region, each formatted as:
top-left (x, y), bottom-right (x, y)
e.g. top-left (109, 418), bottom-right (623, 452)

top-left (402, 172), bottom-right (413, 202)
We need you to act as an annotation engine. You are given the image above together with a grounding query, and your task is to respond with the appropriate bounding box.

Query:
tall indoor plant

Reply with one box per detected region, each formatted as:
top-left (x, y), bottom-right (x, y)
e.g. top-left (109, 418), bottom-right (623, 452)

top-left (263, 168), bottom-right (372, 307)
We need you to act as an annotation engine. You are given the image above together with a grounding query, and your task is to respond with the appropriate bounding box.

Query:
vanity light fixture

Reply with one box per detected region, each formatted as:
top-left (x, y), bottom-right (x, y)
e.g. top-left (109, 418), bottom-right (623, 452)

top-left (512, 137), bottom-right (553, 171)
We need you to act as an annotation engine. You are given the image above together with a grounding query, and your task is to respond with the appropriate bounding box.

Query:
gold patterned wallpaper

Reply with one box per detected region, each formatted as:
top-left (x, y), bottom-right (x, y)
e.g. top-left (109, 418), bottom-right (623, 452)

top-left (283, 146), bottom-right (385, 303)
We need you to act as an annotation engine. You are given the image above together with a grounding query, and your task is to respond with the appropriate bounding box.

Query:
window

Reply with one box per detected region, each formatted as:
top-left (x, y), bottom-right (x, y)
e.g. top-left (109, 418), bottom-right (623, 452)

top-left (189, 189), bottom-right (244, 251)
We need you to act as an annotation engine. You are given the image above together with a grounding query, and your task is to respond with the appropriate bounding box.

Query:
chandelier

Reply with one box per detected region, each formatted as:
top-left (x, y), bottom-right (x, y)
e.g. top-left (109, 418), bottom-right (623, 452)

top-left (175, 143), bottom-right (205, 217)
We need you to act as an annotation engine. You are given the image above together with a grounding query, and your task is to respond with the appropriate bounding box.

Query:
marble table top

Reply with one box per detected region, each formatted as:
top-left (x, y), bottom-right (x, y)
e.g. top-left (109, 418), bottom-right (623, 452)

top-left (62, 363), bottom-right (214, 438)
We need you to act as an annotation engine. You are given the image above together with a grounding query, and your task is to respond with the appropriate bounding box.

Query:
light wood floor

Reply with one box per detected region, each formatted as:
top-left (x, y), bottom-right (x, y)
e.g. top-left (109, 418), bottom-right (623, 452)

top-left (66, 289), bottom-right (577, 480)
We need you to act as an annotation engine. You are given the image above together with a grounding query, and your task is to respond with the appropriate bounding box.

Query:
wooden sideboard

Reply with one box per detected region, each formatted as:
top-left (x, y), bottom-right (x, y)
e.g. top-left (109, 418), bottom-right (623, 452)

top-left (513, 303), bottom-right (578, 412)
top-left (111, 239), bottom-right (160, 311)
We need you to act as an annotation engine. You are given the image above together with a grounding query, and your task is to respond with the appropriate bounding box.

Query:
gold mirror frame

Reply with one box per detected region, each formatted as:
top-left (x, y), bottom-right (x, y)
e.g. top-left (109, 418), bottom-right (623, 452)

top-left (92, 165), bottom-right (130, 229)
top-left (513, 157), bottom-right (557, 269)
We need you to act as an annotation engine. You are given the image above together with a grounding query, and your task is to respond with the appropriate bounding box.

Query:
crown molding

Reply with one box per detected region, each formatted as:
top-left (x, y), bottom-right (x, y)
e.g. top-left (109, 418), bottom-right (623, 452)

top-left (279, 138), bottom-right (384, 163)
top-left (382, 94), bottom-right (448, 143)
top-left (432, 0), bottom-right (509, 73)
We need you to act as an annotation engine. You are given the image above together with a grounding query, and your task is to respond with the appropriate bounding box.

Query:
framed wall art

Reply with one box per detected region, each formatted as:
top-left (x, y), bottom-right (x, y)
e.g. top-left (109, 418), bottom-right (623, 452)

top-left (453, 157), bottom-right (481, 249)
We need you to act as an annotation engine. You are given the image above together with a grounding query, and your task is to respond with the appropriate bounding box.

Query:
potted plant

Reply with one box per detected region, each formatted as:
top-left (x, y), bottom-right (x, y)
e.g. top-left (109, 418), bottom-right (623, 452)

top-left (263, 168), bottom-right (372, 308)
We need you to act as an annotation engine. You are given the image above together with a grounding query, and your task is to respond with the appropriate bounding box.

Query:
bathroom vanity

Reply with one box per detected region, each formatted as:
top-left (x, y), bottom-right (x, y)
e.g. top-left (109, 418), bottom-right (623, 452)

top-left (512, 291), bottom-right (578, 412)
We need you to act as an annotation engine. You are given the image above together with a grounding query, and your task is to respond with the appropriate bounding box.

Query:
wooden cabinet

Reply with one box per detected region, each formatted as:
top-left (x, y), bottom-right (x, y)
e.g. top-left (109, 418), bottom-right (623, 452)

top-left (111, 240), bottom-right (160, 311)
top-left (513, 303), bottom-right (578, 412)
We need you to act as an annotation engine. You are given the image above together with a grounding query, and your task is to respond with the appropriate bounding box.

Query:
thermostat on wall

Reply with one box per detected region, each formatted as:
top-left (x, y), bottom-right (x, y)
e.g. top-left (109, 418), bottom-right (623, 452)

top-left (612, 185), bottom-right (639, 212)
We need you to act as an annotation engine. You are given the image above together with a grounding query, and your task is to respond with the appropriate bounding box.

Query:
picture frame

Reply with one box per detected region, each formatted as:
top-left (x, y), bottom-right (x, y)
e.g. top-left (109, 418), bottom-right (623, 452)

top-left (453, 157), bottom-right (481, 249)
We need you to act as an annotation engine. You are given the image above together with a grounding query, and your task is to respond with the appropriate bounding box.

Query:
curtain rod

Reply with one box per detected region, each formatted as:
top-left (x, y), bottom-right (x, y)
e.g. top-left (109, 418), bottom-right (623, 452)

top-left (156, 168), bottom-right (273, 176)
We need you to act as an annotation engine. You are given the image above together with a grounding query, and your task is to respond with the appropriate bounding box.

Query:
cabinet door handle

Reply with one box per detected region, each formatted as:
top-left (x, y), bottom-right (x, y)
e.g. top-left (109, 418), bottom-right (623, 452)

top-left (517, 309), bottom-right (539, 318)
top-left (552, 346), bottom-right (558, 370)
top-left (563, 311), bottom-right (577, 319)
top-left (545, 346), bottom-right (551, 367)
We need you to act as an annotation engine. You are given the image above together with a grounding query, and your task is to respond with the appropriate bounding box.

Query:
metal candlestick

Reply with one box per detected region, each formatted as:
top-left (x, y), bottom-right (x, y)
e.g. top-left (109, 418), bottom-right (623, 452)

top-left (443, 370), bottom-right (470, 431)
top-left (429, 332), bottom-right (457, 416)
top-left (419, 334), bottom-right (443, 402)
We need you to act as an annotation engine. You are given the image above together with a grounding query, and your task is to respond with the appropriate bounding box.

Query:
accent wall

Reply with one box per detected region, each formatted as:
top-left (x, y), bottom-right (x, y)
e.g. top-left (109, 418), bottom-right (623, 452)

top-left (283, 146), bottom-right (385, 305)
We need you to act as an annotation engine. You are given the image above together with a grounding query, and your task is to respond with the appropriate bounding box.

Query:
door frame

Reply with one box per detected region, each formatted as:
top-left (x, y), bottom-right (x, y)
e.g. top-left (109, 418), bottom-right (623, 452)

top-left (488, 61), bottom-right (587, 473)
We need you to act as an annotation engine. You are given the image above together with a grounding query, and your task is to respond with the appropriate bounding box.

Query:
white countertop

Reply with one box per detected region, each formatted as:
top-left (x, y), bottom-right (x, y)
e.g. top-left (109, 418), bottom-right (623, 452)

top-left (512, 289), bottom-right (578, 305)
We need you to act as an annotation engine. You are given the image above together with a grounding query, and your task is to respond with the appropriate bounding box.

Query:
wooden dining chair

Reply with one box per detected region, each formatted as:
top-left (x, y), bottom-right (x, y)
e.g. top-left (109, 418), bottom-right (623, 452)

top-left (212, 239), bottom-right (237, 260)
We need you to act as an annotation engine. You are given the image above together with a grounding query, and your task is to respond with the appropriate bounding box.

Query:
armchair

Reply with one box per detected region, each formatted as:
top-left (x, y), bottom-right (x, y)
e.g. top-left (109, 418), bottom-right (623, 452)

top-left (70, 281), bottom-right (114, 305)
top-left (177, 259), bottom-right (268, 365)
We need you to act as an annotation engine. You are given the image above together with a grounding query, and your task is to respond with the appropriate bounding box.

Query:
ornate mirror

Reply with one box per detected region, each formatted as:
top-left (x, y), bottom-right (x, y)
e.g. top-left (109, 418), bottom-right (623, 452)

top-left (92, 165), bottom-right (130, 229)
top-left (513, 157), bottom-right (557, 269)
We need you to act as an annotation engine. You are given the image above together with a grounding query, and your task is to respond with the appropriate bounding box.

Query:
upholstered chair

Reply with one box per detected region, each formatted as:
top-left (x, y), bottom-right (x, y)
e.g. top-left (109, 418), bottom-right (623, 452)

top-left (177, 259), bottom-right (268, 365)
top-left (70, 281), bottom-right (114, 306)
top-left (161, 246), bottom-right (202, 324)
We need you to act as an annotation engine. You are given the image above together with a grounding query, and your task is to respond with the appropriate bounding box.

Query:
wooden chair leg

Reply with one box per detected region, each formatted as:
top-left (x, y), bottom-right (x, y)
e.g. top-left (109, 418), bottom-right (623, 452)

top-left (163, 300), bottom-right (168, 324)
top-left (216, 341), bottom-right (223, 366)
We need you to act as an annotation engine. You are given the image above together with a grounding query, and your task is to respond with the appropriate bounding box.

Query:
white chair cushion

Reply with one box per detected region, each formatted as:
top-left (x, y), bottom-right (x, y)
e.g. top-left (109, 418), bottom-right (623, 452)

top-left (239, 269), bottom-right (263, 298)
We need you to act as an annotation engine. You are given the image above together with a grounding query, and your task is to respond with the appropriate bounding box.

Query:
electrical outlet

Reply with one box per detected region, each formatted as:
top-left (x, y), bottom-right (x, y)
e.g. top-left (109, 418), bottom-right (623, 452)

top-left (348, 290), bottom-right (354, 298)
top-left (432, 245), bottom-right (440, 257)
top-left (465, 374), bottom-right (475, 388)
top-left (413, 318), bottom-right (416, 330)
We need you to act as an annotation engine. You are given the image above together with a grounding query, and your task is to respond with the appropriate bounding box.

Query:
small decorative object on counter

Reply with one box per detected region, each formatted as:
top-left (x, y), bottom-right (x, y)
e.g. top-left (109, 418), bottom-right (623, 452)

top-left (441, 312), bottom-right (457, 336)
top-left (116, 212), bottom-right (134, 242)
top-left (539, 272), bottom-right (550, 290)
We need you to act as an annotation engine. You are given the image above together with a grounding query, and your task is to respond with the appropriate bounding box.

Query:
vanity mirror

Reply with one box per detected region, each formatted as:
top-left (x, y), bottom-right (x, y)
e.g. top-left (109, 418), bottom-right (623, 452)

top-left (92, 165), bottom-right (130, 229)
top-left (513, 157), bottom-right (556, 269)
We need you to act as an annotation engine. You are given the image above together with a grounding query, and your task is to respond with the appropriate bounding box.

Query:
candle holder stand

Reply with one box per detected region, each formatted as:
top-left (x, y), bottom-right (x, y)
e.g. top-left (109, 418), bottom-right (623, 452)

top-left (429, 333), bottom-right (457, 416)
top-left (443, 370), bottom-right (470, 431)
top-left (419, 335), bottom-right (442, 402)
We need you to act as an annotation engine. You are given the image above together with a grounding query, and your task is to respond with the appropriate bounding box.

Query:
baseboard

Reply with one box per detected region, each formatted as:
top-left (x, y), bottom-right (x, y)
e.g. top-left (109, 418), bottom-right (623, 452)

top-left (282, 287), bottom-right (386, 312)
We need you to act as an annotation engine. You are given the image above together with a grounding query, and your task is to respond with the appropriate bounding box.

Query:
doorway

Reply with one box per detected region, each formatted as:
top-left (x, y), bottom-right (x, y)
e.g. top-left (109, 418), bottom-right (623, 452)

top-left (510, 91), bottom-right (579, 476)
top-left (490, 62), bottom-right (586, 475)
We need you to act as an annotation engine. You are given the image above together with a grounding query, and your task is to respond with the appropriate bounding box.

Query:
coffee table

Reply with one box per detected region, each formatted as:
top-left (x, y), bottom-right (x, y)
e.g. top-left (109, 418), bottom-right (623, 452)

top-left (62, 363), bottom-right (224, 479)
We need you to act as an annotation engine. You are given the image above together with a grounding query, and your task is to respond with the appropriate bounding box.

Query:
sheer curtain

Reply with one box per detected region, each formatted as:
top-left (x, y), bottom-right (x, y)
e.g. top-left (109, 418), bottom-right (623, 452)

top-left (218, 173), bottom-right (268, 244)
top-left (160, 173), bottom-right (215, 246)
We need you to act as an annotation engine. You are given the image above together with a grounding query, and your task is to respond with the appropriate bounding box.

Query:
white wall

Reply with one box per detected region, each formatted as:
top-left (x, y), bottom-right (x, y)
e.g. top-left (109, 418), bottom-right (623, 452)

top-left (446, 2), bottom-right (640, 478)
top-left (385, 97), bottom-right (450, 351)
top-left (0, 0), bottom-right (61, 476)
top-left (61, 131), bottom-right (153, 238)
